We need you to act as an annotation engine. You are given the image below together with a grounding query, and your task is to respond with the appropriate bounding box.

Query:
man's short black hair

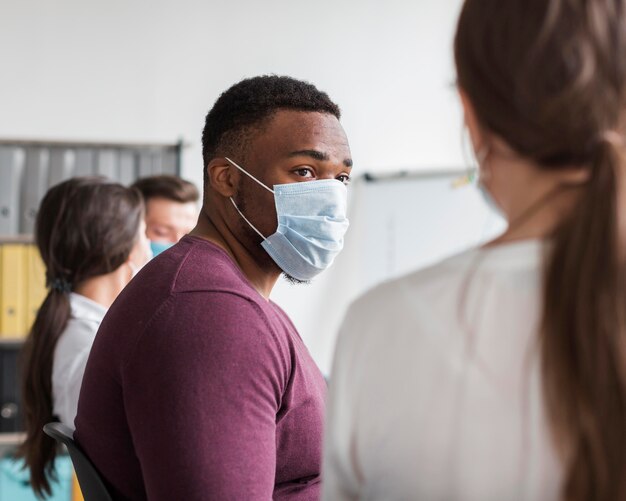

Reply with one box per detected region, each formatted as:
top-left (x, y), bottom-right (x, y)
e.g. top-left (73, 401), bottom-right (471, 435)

top-left (201, 75), bottom-right (341, 183)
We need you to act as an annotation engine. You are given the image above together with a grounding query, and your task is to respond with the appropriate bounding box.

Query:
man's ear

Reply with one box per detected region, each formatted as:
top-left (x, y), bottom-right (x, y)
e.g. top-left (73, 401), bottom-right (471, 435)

top-left (205, 158), bottom-right (238, 198)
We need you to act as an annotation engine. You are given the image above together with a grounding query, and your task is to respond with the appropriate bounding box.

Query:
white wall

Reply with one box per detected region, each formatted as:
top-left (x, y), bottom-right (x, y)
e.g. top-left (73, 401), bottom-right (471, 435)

top-left (0, 0), bottom-right (466, 188)
top-left (0, 0), bottom-right (473, 369)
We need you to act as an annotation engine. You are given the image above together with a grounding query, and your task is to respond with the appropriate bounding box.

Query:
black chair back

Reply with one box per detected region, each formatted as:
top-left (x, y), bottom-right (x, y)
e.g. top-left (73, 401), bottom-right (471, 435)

top-left (43, 422), bottom-right (113, 501)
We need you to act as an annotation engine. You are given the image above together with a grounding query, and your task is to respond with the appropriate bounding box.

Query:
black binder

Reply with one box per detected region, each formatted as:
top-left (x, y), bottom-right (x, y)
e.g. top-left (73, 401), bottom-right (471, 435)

top-left (0, 342), bottom-right (23, 433)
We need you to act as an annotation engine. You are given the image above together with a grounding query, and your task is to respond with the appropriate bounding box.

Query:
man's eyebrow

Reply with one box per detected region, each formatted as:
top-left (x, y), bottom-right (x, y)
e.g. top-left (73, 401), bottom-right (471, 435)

top-left (288, 149), bottom-right (353, 168)
top-left (288, 149), bottom-right (330, 161)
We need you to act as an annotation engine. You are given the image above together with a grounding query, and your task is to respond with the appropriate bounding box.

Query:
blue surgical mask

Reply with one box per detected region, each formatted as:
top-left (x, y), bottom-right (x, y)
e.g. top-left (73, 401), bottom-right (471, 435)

top-left (225, 157), bottom-right (349, 281)
top-left (150, 240), bottom-right (174, 257)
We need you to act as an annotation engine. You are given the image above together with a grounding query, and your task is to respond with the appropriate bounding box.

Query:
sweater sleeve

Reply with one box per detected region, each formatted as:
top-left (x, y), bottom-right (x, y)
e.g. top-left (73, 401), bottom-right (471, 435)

top-left (122, 291), bottom-right (288, 500)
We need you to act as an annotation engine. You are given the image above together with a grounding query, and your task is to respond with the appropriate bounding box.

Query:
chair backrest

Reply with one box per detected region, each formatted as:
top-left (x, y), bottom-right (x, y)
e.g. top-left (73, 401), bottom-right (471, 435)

top-left (43, 422), bottom-right (113, 501)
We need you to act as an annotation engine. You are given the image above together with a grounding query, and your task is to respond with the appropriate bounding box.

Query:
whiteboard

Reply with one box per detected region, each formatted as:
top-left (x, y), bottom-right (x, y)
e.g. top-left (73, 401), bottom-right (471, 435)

top-left (271, 170), bottom-right (506, 374)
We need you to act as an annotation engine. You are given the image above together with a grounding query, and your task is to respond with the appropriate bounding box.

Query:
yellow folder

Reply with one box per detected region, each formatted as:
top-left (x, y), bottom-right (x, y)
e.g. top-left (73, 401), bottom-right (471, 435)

top-left (26, 244), bottom-right (47, 332)
top-left (0, 244), bottom-right (28, 339)
top-left (72, 470), bottom-right (85, 501)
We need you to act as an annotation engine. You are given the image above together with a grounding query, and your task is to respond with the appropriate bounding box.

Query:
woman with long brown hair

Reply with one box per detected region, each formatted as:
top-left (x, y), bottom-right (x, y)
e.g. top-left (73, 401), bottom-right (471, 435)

top-left (323, 0), bottom-right (626, 499)
top-left (18, 177), bottom-right (149, 497)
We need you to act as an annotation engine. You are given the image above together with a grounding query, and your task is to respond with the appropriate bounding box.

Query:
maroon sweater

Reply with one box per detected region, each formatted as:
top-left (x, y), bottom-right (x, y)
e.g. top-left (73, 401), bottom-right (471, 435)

top-left (74, 236), bottom-right (327, 500)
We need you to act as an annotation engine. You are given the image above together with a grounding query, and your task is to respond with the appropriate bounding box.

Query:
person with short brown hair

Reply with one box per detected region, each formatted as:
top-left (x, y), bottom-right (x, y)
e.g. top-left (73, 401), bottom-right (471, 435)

top-left (131, 175), bottom-right (199, 255)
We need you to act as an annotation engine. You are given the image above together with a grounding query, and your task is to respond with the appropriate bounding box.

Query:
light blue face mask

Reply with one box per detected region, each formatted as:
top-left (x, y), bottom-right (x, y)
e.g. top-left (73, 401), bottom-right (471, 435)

top-left (150, 240), bottom-right (174, 257)
top-left (225, 157), bottom-right (349, 281)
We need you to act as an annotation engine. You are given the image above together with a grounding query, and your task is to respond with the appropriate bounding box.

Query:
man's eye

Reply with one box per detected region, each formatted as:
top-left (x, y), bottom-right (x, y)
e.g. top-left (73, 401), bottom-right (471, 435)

top-left (295, 168), bottom-right (314, 178)
top-left (337, 174), bottom-right (351, 185)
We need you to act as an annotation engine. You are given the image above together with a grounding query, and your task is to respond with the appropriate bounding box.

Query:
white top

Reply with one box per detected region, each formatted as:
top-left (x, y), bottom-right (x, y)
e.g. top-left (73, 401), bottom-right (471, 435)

top-left (323, 240), bottom-right (562, 501)
top-left (52, 292), bottom-right (107, 431)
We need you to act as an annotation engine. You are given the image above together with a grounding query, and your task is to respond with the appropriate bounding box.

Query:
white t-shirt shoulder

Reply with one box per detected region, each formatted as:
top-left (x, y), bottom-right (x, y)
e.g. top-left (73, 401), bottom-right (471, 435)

top-left (52, 292), bottom-right (106, 431)
top-left (323, 240), bottom-right (562, 501)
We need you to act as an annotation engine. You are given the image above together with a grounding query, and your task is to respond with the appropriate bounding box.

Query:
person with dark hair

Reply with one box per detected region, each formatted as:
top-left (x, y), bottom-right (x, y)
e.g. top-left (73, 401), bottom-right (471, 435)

top-left (75, 75), bottom-right (352, 500)
top-left (131, 175), bottom-right (199, 255)
top-left (17, 177), bottom-right (149, 498)
top-left (324, 1), bottom-right (626, 500)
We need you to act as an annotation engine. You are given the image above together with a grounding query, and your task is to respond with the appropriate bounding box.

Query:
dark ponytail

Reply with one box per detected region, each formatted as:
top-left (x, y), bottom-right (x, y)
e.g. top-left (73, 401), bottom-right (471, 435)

top-left (17, 177), bottom-right (143, 497)
top-left (19, 292), bottom-right (72, 496)
top-left (455, 0), bottom-right (626, 499)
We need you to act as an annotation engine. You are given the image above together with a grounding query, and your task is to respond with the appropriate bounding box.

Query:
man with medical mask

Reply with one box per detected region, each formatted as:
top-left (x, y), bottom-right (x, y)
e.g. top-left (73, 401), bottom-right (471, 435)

top-left (131, 175), bottom-right (200, 256)
top-left (75, 75), bottom-right (352, 500)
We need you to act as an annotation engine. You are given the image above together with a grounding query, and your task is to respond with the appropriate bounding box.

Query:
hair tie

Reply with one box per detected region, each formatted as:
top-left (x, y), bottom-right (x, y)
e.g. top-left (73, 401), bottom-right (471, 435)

top-left (48, 277), bottom-right (72, 294)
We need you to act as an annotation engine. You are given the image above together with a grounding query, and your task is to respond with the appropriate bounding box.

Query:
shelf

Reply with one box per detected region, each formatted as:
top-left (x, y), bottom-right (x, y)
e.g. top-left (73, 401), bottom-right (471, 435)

top-left (0, 432), bottom-right (25, 456)
top-left (0, 338), bottom-right (26, 347)
top-left (0, 433), bottom-right (26, 458)
top-left (0, 432), bottom-right (24, 446)
top-left (0, 137), bottom-right (185, 150)
top-left (0, 234), bottom-right (34, 244)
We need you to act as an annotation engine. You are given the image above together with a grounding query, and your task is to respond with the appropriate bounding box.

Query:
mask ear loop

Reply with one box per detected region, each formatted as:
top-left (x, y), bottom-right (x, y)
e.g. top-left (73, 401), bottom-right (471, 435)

top-left (224, 157), bottom-right (275, 194)
top-left (224, 157), bottom-right (272, 240)
top-left (229, 197), bottom-right (267, 240)
top-left (453, 126), bottom-right (480, 187)
top-left (474, 145), bottom-right (491, 185)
